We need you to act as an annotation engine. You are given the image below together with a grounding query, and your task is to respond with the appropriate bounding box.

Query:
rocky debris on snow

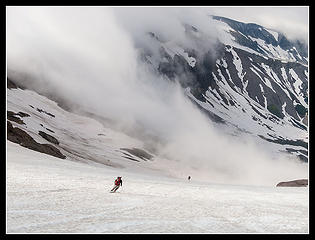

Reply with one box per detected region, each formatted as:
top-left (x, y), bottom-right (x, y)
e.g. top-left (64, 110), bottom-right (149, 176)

top-left (7, 111), bottom-right (30, 125)
top-left (7, 111), bottom-right (25, 125)
top-left (36, 108), bottom-right (55, 118)
top-left (40, 124), bottom-right (55, 133)
top-left (46, 128), bottom-right (55, 133)
top-left (7, 121), bottom-right (66, 159)
top-left (258, 135), bottom-right (308, 150)
top-left (18, 112), bottom-right (30, 117)
top-left (120, 148), bottom-right (154, 161)
top-left (276, 179), bottom-right (308, 187)
top-left (285, 148), bottom-right (308, 163)
top-left (120, 152), bottom-right (140, 162)
top-left (38, 131), bottom-right (60, 145)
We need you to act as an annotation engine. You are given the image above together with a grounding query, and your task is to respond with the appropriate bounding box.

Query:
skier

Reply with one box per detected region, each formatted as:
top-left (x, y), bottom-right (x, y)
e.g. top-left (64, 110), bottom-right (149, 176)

top-left (110, 176), bottom-right (122, 193)
top-left (188, 176), bottom-right (191, 181)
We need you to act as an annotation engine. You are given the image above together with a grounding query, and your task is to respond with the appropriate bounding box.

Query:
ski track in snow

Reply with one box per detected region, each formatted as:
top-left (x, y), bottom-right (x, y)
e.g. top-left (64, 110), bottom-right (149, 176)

top-left (7, 141), bottom-right (308, 233)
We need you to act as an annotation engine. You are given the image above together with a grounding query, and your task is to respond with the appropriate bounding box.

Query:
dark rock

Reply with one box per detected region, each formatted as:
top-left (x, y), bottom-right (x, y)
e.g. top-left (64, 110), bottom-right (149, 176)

top-left (7, 111), bottom-right (16, 117)
top-left (7, 78), bottom-right (18, 89)
top-left (16, 112), bottom-right (30, 118)
top-left (285, 147), bottom-right (308, 158)
top-left (8, 111), bottom-right (30, 118)
top-left (7, 121), bottom-right (66, 159)
top-left (36, 108), bottom-right (55, 118)
top-left (7, 121), bottom-right (34, 144)
top-left (7, 111), bottom-right (25, 125)
top-left (258, 135), bottom-right (308, 150)
top-left (276, 179), bottom-right (308, 187)
top-left (38, 131), bottom-right (59, 145)
top-left (296, 154), bottom-right (308, 163)
top-left (7, 111), bottom-right (30, 125)
top-left (46, 128), bottom-right (55, 133)
top-left (122, 153), bottom-right (140, 162)
top-left (7, 78), bottom-right (26, 90)
top-left (282, 146), bottom-right (308, 162)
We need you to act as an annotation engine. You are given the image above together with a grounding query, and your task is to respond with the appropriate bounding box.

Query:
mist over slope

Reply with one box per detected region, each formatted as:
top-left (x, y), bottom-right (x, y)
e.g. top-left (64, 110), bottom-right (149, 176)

top-left (6, 7), bottom-right (308, 185)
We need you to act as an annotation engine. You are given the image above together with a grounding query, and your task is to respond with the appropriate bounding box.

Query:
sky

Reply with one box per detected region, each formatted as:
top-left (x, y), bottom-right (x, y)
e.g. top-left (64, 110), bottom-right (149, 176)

top-left (209, 6), bottom-right (308, 42)
top-left (112, 6), bottom-right (309, 42)
top-left (6, 7), bottom-right (308, 185)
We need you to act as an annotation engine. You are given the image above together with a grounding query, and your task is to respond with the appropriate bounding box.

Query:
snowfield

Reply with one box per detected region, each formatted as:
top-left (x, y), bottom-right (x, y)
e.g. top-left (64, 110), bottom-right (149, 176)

top-left (7, 141), bottom-right (308, 233)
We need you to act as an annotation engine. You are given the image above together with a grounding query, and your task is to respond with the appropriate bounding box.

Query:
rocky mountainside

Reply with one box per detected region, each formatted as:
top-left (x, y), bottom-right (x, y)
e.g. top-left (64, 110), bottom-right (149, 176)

top-left (6, 14), bottom-right (308, 186)
top-left (139, 15), bottom-right (308, 162)
top-left (6, 15), bottom-right (308, 163)
top-left (7, 79), bottom-right (156, 169)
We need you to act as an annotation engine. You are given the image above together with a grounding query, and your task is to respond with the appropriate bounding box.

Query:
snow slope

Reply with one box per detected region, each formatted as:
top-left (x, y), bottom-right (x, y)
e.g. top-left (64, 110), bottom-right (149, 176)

top-left (7, 141), bottom-right (308, 233)
top-left (7, 87), bottom-right (157, 170)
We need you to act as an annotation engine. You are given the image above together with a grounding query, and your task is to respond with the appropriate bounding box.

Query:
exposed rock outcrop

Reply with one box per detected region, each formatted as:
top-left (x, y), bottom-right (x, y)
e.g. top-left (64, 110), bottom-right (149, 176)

top-left (40, 124), bottom-right (55, 133)
top-left (7, 111), bottom-right (25, 125)
top-left (276, 179), bottom-right (308, 187)
top-left (7, 111), bottom-right (30, 125)
top-left (7, 78), bottom-right (18, 89)
top-left (7, 121), bottom-right (66, 159)
top-left (36, 108), bottom-right (55, 118)
top-left (7, 78), bottom-right (25, 90)
top-left (38, 131), bottom-right (59, 145)
top-left (16, 112), bottom-right (30, 118)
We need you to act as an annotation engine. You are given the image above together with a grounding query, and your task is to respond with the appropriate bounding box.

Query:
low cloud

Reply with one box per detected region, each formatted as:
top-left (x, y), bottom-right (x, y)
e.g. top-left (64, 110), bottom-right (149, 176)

top-left (209, 6), bottom-right (308, 43)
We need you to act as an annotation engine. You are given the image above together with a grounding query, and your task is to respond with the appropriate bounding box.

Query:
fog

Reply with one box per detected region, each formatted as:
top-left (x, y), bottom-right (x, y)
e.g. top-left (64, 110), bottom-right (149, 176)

top-left (7, 7), bottom-right (307, 186)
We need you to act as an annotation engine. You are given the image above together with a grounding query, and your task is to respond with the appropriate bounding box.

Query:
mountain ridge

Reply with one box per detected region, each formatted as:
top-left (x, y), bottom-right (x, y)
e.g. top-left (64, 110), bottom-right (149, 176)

top-left (139, 15), bottom-right (308, 161)
top-left (7, 15), bottom-right (308, 163)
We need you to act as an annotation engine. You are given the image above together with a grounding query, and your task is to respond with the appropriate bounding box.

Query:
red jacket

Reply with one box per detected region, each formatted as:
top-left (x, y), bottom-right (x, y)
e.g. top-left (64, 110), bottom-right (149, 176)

top-left (115, 178), bottom-right (122, 186)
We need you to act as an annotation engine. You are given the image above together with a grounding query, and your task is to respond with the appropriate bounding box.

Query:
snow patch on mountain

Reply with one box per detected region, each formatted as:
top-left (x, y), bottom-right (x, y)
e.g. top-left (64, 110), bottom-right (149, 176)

top-left (258, 84), bottom-right (268, 109)
top-left (162, 41), bottom-right (196, 67)
top-left (7, 88), bottom-right (158, 170)
top-left (213, 19), bottom-right (259, 55)
top-left (266, 29), bottom-right (279, 41)
top-left (289, 69), bottom-right (307, 108)
top-left (248, 36), bottom-right (294, 62)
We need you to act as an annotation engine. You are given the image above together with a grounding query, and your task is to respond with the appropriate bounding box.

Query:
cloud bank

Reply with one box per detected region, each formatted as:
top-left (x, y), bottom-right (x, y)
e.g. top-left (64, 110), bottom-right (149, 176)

top-left (6, 7), bottom-right (307, 186)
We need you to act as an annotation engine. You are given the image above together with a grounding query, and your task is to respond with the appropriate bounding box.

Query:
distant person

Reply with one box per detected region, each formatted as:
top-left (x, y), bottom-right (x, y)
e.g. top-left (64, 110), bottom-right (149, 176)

top-left (188, 176), bottom-right (191, 181)
top-left (110, 176), bottom-right (122, 193)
